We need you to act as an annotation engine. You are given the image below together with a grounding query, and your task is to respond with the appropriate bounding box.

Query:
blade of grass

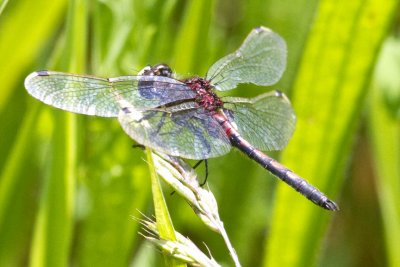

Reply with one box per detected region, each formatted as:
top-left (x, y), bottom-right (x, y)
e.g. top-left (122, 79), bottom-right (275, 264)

top-left (0, 104), bottom-right (40, 266)
top-left (75, 1), bottom-right (158, 265)
top-left (0, 0), bottom-right (67, 112)
top-left (368, 36), bottom-right (400, 267)
top-left (145, 148), bottom-right (186, 267)
top-left (172, 0), bottom-right (215, 74)
top-left (0, 0), bottom-right (67, 265)
top-left (264, 1), bottom-right (398, 266)
top-left (29, 0), bottom-right (87, 265)
top-left (0, 0), bottom-right (9, 15)
top-left (29, 111), bottom-right (77, 267)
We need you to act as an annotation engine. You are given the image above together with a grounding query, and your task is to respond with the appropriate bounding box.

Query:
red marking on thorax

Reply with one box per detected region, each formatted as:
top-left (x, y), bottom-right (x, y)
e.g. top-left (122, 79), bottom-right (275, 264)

top-left (184, 77), bottom-right (223, 111)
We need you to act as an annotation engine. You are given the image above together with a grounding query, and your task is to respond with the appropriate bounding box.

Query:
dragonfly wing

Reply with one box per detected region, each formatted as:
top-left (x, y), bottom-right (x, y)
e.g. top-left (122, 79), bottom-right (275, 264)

top-left (206, 26), bottom-right (286, 91)
top-left (118, 103), bottom-right (232, 159)
top-left (223, 91), bottom-right (296, 151)
top-left (24, 71), bottom-right (196, 117)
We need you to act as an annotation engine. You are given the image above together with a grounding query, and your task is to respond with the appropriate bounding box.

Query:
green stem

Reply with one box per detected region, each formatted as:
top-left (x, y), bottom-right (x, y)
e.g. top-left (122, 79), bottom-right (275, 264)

top-left (145, 148), bottom-right (186, 267)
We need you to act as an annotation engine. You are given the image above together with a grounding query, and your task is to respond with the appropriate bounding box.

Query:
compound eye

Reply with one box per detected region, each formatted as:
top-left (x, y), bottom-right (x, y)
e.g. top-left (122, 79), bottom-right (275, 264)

top-left (154, 64), bottom-right (172, 77)
top-left (138, 65), bottom-right (153, 76)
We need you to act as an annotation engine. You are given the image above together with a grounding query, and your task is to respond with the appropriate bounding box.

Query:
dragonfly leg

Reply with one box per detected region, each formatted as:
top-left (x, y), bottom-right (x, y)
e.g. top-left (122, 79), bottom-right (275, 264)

top-left (192, 160), bottom-right (209, 186)
top-left (192, 160), bottom-right (203, 169)
top-left (131, 143), bottom-right (145, 150)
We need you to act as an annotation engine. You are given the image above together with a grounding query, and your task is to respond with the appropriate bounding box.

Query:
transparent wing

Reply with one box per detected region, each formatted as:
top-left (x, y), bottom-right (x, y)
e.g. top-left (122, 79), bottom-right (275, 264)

top-left (118, 103), bottom-right (232, 159)
top-left (223, 91), bottom-right (296, 151)
top-left (206, 26), bottom-right (287, 91)
top-left (24, 70), bottom-right (196, 117)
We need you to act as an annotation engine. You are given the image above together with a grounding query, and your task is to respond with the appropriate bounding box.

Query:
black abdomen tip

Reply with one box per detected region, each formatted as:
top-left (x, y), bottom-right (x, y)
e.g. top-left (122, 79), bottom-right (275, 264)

top-left (323, 200), bottom-right (339, 211)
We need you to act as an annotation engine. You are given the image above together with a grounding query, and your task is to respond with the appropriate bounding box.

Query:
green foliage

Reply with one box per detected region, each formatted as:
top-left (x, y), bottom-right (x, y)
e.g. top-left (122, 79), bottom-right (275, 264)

top-left (369, 36), bottom-right (400, 267)
top-left (0, 0), bottom-right (399, 266)
top-left (265, 1), bottom-right (399, 267)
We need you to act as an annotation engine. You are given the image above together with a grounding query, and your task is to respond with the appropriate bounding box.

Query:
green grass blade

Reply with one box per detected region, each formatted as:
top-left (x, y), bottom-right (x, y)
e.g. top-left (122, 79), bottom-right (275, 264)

top-left (0, 104), bottom-right (40, 266)
top-left (74, 2), bottom-right (157, 265)
top-left (264, 1), bottom-right (398, 266)
top-left (0, 0), bottom-right (9, 15)
top-left (29, 0), bottom-right (87, 266)
top-left (29, 112), bottom-right (77, 267)
top-left (368, 36), bottom-right (400, 267)
top-left (0, 0), bottom-right (67, 112)
top-left (146, 148), bottom-right (186, 267)
top-left (0, 106), bottom-right (39, 236)
top-left (0, 0), bottom-right (67, 265)
top-left (173, 0), bottom-right (215, 74)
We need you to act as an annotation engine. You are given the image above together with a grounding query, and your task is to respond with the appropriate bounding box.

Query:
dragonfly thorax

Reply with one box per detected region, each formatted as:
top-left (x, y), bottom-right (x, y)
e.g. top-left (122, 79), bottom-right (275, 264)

top-left (184, 77), bottom-right (223, 111)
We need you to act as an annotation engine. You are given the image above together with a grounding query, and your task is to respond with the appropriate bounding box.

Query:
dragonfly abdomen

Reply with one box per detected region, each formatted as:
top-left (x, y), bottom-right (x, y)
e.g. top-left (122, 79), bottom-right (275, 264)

top-left (233, 134), bottom-right (338, 211)
top-left (213, 111), bottom-right (338, 211)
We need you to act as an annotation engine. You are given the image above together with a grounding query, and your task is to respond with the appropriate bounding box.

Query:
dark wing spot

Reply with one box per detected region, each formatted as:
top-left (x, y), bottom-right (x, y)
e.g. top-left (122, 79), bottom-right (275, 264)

top-left (36, 70), bottom-right (50, 76)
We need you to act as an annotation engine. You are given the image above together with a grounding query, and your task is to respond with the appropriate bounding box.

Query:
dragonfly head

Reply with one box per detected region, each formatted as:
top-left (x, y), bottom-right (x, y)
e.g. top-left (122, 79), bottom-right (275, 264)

top-left (138, 64), bottom-right (173, 78)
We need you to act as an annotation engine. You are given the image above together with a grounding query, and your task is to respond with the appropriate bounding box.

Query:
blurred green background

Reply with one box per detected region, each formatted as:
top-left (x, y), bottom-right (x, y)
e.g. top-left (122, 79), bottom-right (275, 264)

top-left (1, 0), bottom-right (399, 266)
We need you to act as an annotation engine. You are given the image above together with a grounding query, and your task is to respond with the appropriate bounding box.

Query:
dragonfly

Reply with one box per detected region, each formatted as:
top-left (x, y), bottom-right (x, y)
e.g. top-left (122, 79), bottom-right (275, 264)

top-left (25, 26), bottom-right (338, 211)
